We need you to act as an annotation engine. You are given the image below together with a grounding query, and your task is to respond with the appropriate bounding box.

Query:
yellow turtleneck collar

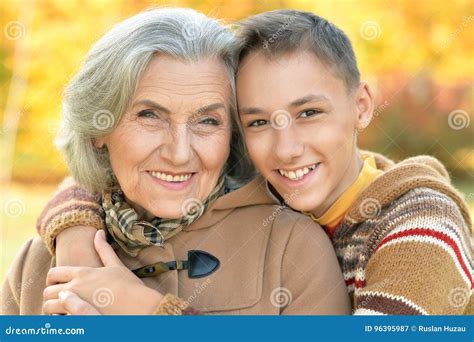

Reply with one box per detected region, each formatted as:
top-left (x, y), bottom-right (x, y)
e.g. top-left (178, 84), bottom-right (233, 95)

top-left (304, 153), bottom-right (383, 232)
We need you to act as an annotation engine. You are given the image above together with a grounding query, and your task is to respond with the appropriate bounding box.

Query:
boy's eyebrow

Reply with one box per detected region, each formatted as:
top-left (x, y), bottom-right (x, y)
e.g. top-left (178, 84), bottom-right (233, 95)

top-left (133, 99), bottom-right (171, 114)
top-left (239, 107), bottom-right (266, 115)
top-left (289, 94), bottom-right (330, 107)
top-left (240, 94), bottom-right (331, 115)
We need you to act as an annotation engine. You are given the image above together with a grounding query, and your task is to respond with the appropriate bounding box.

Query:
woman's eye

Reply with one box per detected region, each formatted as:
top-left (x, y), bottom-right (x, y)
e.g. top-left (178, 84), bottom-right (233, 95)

top-left (137, 110), bottom-right (158, 119)
top-left (199, 117), bottom-right (220, 126)
top-left (299, 109), bottom-right (322, 118)
top-left (248, 119), bottom-right (269, 127)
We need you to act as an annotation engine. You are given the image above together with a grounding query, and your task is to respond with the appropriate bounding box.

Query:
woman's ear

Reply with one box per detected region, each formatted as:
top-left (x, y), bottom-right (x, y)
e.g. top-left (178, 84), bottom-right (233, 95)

top-left (354, 81), bottom-right (374, 131)
top-left (93, 137), bottom-right (106, 149)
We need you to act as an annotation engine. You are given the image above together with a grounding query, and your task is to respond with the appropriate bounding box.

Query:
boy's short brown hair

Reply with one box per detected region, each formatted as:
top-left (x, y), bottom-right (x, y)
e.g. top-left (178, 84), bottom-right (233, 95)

top-left (236, 9), bottom-right (360, 91)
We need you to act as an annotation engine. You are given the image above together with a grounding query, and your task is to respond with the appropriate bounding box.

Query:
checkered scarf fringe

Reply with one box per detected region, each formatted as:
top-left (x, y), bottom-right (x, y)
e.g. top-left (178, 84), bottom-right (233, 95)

top-left (102, 177), bottom-right (225, 256)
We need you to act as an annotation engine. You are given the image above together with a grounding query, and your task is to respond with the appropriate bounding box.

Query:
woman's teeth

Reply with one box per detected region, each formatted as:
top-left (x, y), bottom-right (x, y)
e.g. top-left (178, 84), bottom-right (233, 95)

top-left (278, 163), bottom-right (318, 181)
top-left (149, 171), bottom-right (192, 182)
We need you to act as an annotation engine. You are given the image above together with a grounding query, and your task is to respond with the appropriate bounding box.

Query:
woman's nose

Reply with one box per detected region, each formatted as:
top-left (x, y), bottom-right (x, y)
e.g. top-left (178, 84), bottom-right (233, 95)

top-left (161, 124), bottom-right (192, 166)
top-left (273, 127), bottom-right (305, 164)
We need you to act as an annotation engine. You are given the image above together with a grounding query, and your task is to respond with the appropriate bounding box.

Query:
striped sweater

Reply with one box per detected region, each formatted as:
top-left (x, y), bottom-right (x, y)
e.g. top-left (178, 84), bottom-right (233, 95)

top-left (332, 153), bottom-right (473, 315)
top-left (36, 153), bottom-right (473, 315)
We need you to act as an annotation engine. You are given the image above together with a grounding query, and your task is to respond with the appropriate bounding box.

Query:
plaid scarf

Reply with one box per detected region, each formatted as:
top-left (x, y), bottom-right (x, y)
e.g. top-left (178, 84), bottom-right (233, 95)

top-left (102, 177), bottom-right (225, 256)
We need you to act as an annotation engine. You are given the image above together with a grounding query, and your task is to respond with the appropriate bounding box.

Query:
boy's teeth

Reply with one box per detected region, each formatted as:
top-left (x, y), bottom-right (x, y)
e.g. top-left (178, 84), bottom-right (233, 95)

top-left (278, 163), bottom-right (318, 181)
top-left (149, 171), bottom-right (192, 182)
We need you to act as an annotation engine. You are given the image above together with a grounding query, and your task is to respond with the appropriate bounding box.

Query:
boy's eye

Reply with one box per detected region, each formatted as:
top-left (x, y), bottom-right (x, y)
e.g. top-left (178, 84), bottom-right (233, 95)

top-left (299, 109), bottom-right (322, 118)
top-left (248, 119), bottom-right (269, 127)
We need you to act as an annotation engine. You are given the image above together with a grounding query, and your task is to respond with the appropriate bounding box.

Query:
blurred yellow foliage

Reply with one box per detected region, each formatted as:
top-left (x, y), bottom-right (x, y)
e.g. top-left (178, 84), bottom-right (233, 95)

top-left (1, 0), bottom-right (473, 184)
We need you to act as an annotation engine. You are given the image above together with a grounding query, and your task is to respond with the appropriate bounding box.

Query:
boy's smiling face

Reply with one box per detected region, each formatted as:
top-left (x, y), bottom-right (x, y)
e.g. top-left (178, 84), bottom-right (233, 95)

top-left (237, 50), bottom-right (374, 215)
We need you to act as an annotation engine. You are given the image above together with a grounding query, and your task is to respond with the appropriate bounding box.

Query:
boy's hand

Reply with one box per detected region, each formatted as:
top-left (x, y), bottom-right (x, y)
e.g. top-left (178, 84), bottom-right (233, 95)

top-left (55, 226), bottom-right (103, 267)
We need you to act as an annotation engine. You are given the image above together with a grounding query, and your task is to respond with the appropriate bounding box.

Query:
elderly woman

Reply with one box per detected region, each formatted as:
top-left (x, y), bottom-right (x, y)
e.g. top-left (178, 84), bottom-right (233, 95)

top-left (1, 8), bottom-right (350, 315)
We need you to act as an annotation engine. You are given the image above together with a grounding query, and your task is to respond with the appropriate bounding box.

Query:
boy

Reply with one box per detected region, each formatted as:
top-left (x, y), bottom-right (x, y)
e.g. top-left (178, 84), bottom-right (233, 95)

top-left (35, 10), bottom-right (473, 315)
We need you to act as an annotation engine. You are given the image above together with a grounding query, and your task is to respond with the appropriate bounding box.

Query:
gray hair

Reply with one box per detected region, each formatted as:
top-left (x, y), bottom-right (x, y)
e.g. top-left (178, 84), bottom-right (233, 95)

top-left (235, 9), bottom-right (361, 91)
top-left (57, 7), bottom-right (255, 193)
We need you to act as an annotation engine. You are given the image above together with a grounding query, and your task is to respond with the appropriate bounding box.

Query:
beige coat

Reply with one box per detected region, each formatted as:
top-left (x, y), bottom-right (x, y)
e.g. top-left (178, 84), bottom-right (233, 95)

top-left (1, 176), bottom-right (350, 315)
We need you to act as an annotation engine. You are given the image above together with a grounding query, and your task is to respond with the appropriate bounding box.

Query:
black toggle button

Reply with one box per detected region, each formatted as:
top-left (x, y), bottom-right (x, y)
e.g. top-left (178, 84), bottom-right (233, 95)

top-left (132, 250), bottom-right (220, 279)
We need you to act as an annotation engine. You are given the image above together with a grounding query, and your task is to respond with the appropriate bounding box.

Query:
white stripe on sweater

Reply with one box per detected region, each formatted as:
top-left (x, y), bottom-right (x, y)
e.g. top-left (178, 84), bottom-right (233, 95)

top-left (355, 290), bottom-right (428, 315)
top-left (353, 308), bottom-right (386, 315)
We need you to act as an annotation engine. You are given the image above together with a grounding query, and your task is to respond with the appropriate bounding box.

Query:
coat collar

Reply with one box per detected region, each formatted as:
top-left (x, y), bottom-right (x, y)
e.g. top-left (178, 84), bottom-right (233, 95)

top-left (186, 175), bottom-right (280, 231)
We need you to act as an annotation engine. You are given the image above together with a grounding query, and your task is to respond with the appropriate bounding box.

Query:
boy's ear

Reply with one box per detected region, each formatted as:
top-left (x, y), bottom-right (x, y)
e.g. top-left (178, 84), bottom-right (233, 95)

top-left (354, 81), bottom-right (374, 130)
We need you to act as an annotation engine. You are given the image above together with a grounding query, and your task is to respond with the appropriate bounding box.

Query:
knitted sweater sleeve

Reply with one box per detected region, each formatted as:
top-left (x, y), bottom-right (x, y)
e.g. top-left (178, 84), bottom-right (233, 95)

top-left (353, 188), bottom-right (473, 315)
top-left (34, 180), bottom-right (202, 315)
top-left (36, 177), bottom-right (105, 255)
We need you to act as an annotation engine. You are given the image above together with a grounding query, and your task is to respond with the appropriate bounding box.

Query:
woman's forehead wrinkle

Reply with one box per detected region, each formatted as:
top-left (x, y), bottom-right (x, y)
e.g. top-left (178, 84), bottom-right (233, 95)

top-left (135, 87), bottom-right (230, 107)
top-left (141, 75), bottom-right (225, 85)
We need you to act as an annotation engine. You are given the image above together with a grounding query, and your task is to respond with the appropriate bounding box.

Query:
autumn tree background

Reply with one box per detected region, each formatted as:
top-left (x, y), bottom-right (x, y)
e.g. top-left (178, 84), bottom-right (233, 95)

top-left (1, 0), bottom-right (473, 280)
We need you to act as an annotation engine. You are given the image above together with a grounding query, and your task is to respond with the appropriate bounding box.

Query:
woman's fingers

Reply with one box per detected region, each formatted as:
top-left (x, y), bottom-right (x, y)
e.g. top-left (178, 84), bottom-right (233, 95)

top-left (59, 291), bottom-right (100, 315)
top-left (43, 299), bottom-right (68, 315)
top-left (46, 266), bottom-right (84, 286)
top-left (43, 283), bottom-right (67, 301)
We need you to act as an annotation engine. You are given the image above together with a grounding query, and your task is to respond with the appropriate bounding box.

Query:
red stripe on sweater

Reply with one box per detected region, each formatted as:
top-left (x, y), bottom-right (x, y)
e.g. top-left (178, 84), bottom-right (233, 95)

top-left (374, 227), bottom-right (473, 288)
top-left (345, 278), bottom-right (366, 288)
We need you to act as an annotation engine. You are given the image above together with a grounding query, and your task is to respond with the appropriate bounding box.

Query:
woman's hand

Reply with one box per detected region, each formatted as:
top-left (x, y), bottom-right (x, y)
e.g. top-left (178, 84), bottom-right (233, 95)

top-left (43, 230), bottom-right (163, 315)
top-left (49, 290), bottom-right (101, 315)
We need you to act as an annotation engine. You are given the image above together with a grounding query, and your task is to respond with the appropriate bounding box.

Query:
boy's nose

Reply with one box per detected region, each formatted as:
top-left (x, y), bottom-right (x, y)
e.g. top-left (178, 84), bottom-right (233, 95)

top-left (273, 127), bottom-right (305, 164)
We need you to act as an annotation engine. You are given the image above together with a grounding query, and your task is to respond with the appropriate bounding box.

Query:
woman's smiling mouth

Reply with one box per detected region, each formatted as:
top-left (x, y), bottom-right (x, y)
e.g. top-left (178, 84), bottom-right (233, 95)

top-left (147, 170), bottom-right (196, 190)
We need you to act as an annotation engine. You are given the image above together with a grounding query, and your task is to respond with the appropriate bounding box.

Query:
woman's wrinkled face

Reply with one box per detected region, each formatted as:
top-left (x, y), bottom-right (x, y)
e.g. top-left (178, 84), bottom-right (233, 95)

top-left (237, 50), bottom-right (372, 216)
top-left (98, 55), bottom-right (232, 219)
